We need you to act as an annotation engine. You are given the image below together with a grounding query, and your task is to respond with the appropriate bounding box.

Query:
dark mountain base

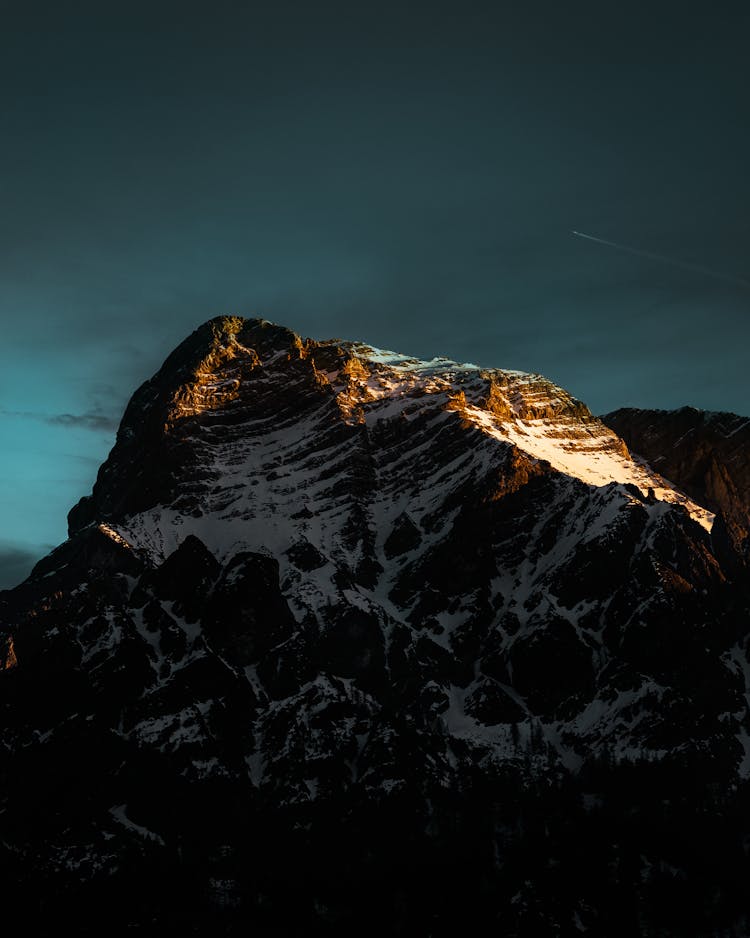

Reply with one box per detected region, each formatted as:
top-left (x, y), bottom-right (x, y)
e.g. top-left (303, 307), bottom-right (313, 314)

top-left (3, 759), bottom-right (750, 936)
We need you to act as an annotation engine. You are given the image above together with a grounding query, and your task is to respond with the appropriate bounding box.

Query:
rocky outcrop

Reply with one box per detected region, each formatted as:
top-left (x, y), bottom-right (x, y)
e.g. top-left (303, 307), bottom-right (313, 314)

top-left (604, 406), bottom-right (750, 573)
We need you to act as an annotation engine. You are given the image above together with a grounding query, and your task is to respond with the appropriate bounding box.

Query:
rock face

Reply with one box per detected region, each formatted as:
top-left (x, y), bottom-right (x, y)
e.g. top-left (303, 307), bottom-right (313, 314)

top-left (2, 317), bottom-right (750, 935)
top-left (604, 406), bottom-right (750, 574)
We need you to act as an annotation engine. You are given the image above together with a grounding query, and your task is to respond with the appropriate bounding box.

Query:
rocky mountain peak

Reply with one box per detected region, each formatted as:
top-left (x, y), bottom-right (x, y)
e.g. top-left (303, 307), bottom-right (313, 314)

top-left (3, 318), bottom-right (750, 933)
top-left (68, 317), bottom-right (711, 539)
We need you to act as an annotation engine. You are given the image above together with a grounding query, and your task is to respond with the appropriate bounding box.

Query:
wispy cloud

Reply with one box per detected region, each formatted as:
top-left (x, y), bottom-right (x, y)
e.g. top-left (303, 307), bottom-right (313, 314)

top-left (0, 408), bottom-right (118, 432)
top-left (45, 411), bottom-right (119, 432)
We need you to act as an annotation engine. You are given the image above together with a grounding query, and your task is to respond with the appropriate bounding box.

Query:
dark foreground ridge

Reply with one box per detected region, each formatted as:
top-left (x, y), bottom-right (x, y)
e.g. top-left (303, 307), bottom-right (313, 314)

top-left (2, 317), bottom-right (750, 935)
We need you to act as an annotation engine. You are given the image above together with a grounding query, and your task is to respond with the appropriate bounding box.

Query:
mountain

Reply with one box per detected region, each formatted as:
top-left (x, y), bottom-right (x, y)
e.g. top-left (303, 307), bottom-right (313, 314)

top-left (2, 316), bottom-right (750, 936)
top-left (604, 406), bottom-right (750, 575)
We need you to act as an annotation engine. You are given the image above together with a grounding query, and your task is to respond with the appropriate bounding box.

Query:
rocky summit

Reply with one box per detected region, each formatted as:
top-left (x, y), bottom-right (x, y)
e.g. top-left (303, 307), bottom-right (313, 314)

top-left (2, 316), bottom-right (750, 936)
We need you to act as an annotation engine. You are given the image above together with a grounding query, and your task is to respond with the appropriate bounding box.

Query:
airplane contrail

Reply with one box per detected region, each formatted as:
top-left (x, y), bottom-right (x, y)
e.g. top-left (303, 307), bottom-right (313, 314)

top-left (570, 230), bottom-right (750, 289)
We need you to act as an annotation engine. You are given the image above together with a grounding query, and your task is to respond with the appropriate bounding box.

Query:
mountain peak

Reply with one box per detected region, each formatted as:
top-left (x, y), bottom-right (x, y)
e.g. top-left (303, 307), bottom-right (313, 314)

top-left (69, 317), bottom-right (713, 538)
top-left (4, 315), bottom-right (750, 933)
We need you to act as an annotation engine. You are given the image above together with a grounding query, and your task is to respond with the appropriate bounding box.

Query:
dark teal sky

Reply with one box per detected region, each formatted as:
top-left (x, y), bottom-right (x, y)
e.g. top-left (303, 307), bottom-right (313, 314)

top-left (1, 1), bottom-right (749, 586)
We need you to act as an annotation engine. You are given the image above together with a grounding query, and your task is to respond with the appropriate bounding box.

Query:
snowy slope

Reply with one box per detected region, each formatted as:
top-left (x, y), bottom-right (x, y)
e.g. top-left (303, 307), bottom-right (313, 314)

top-left (108, 329), bottom-right (712, 591)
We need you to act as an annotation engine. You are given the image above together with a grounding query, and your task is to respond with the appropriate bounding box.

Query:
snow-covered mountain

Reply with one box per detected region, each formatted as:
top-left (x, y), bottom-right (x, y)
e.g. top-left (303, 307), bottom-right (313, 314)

top-left (2, 317), bottom-right (749, 935)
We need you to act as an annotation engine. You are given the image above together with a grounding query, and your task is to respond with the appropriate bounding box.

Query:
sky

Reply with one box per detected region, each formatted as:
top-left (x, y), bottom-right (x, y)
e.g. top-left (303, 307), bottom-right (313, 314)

top-left (1, 0), bottom-right (749, 587)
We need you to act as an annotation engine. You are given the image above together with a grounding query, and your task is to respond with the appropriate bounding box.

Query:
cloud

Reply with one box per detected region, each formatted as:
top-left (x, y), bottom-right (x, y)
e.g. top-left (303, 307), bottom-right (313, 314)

top-left (0, 543), bottom-right (47, 590)
top-left (1, 408), bottom-right (118, 432)
top-left (44, 411), bottom-right (119, 432)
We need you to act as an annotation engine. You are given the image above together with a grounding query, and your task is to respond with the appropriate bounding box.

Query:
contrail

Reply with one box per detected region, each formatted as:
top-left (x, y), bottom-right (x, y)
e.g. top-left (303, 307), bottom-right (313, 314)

top-left (570, 230), bottom-right (750, 289)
